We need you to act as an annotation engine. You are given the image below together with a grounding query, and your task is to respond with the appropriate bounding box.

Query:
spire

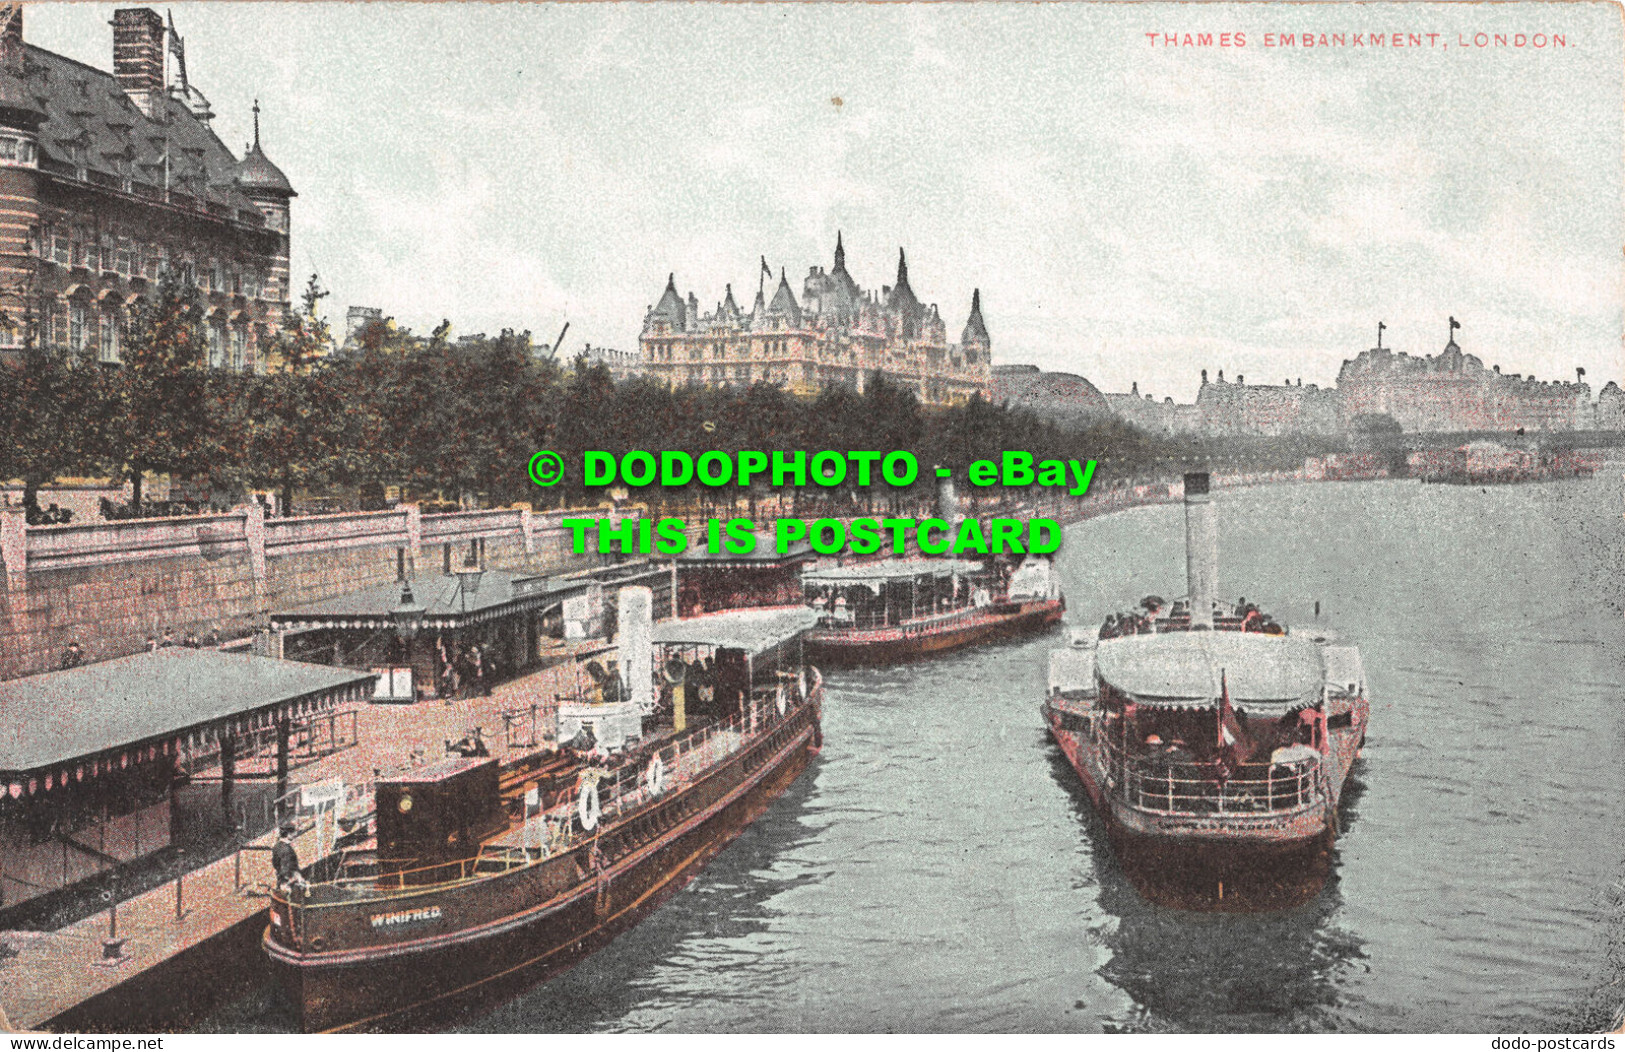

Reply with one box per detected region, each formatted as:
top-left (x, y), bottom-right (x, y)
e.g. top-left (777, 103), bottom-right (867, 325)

top-left (896, 247), bottom-right (909, 290)
top-left (834, 230), bottom-right (845, 270)
top-left (961, 288), bottom-right (989, 346)
top-left (767, 267), bottom-right (802, 325)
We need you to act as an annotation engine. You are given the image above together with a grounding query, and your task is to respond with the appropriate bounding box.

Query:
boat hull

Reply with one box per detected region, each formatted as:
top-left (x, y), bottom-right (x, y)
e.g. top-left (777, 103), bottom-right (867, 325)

top-left (266, 701), bottom-right (821, 1032)
top-left (807, 598), bottom-right (1063, 666)
top-left (1043, 699), bottom-right (1356, 912)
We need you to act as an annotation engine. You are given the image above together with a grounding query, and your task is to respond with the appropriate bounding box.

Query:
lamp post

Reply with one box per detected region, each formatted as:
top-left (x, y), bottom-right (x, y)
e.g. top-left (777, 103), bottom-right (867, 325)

top-left (454, 557), bottom-right (483, 615)
top-left (390, 579), bottom-right (425, 642)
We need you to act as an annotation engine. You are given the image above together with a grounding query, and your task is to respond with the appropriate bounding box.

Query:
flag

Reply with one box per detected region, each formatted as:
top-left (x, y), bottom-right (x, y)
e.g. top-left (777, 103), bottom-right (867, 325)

top-left (760, 256), bottom-right (773, 280)
top-left (1215, 669), bottom-right (1249, 780)
top-left (1449, 316), bottom-right (1460, 332)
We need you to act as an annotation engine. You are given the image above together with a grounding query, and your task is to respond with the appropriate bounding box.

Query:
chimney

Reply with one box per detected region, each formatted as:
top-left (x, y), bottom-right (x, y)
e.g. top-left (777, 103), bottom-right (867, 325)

top-left (1183, 472), bottom-right (1217, 630)
top-left (111, 9), bottom-right (165, 117)
top-left (618, 586), bottom-right (654, 719)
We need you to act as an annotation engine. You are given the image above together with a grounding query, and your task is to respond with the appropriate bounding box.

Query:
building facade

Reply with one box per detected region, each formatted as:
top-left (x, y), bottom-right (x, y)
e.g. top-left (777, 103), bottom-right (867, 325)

top-left (638, 236), bottom-right (990, 406)
top-left (1194, 372), bottom-right (1340, 436)
top-left (1336, 325), bottom-right (1591, 433)
top-left (1103, 381), bottom-right (1201, 436)
top-left (0, 7), bottom-right (293, 371)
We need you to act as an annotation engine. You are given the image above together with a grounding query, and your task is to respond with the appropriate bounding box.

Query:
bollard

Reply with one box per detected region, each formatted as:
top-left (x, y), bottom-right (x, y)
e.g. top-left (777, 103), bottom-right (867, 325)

top-left (175, 870), bottom-right (183, 918)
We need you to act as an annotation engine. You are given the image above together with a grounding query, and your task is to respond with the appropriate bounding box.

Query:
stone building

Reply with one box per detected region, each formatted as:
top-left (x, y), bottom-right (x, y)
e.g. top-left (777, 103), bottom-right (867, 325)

top-left (1195, 372), bottom-right (1340, 436)
top-left (638, 235), bottom-right (990, 406)
top-left (0, 7), bottom-right (293, 370)
top-left (1335, 321), bottom-right (1590, 433)
top-left (1596, 381), bottom-right (1625, 431)
top-left (576, 342), bottom-right (641, 382)
top-left (1103, 381), bottom-right (1200, 436)
top-left (991, 364), bottom-right (1111, 430)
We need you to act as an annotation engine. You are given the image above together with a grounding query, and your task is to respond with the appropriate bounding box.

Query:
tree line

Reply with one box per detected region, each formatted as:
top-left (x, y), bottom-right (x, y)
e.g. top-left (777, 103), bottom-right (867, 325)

top-left (0, 273), bottom-right (1334, 521)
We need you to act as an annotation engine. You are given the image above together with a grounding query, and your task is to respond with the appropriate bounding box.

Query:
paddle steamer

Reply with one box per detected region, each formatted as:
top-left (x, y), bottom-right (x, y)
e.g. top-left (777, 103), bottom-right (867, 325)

top-left (801, 554), bottom-right (1064, 665)
top-left (263, 593), bottom-right (824, 1031)
top-left (1042, 473), bottom-right (1369, 910)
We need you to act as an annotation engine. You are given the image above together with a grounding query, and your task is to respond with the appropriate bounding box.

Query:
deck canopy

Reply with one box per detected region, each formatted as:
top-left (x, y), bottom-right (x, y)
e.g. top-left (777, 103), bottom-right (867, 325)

top-left (802, 558), bottom-right (983, 592)
top-left (270, 570), bottom-right (589, 632)
top-left (1095, 631), bottom-right (1323, 715)
top-left (0, 649), bottom-right (375, 786)
top-left (652, 607), bottom-right (820, 655)
top-left (677, 529), bottom-right (814, 571)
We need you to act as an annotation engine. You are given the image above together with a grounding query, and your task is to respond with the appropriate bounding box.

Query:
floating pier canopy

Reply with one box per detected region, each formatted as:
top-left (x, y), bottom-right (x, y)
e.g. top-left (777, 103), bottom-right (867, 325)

top-left (677, 529), bottom-right (814, 569)
top-left (652, 607), bottom-right (820, 655)
top-left (0, 649), bottom-right (375, 784)
top-left (1095, 632), bottom-right (1323, 714)
top-left (802, 558), bottom-right (983, 590)
top-left (270, 569), bottom-right (588, 631)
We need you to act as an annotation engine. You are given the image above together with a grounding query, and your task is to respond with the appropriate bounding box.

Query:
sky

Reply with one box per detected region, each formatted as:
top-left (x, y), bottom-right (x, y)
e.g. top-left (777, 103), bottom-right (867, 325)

top-left (25, 2), bottom-right (1625, 401)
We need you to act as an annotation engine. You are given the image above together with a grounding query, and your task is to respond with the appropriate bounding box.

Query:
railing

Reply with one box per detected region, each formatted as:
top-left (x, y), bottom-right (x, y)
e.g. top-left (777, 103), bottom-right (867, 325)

top-left (811, 598), bottom-right (1008, 636)
top-left (1097, 736), bottom-right (1322, 816)
top-left (293, 679), bottom-right (813, 904)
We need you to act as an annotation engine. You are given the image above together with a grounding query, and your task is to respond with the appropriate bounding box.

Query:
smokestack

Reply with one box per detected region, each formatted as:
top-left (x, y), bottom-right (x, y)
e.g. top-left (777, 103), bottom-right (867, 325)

top-left (936, 470), bottom-right (959, 523)
top-left (111, 9), bottom-right (165, 117)
top-left (1183, 472), bottom-right (1217, 630)
top-left (618, 586), bottom-right (653, 716)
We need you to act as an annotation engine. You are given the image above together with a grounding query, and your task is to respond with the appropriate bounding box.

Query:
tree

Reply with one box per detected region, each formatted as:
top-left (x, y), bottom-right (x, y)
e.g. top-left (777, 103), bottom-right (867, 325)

top-left (97, 276), bottom-right (213, 510)
top-left (244, 275), bottom-right (342, 513)
top-left (0, 347), bottom-right (101, 514)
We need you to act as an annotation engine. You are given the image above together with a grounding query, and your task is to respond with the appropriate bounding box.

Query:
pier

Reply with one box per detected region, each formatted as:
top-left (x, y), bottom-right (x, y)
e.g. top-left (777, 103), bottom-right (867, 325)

top-left (0, 657), bottom-right (599, 1032)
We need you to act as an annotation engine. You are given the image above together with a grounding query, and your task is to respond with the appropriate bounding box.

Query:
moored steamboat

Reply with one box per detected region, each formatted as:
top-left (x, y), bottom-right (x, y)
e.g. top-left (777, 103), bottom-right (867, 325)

top-left (802, 554), bottom-right (1064, 665)
top-left (263, 591), bottom-right (824, 1031)
top-left (1042, 473), bottom-right (1370, 910)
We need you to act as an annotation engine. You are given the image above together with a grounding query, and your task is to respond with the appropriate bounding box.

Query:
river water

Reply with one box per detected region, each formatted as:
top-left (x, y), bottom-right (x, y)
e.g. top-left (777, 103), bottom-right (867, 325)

top-left (222, 472), bottom-right (1625, 1033)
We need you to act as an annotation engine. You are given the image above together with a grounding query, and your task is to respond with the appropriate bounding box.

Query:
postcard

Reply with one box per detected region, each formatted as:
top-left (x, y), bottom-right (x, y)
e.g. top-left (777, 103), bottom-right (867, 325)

top-left (0, 0), bottom-right (1618, 1037)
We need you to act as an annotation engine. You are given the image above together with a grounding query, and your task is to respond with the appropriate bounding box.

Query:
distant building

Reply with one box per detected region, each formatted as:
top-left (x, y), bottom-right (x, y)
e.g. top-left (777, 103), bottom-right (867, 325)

top-left (576, 342), bottom-right (640, 382)
top-left (1196, 373), bottom-right (1340, 437)
top-left (991, 364), bottom-right (1111, 429)
top-left (638, 235), bottom-right (990, 406)
top-left (0, 7), bottom-right (294, 369)
top-left (341, 305), bottom-right (383, 351)
top-left (1597, 381), bottom-right (1625, 431)
top-left (1103, 381), bottom-right (1200, 436)
top-left (1336, 320), bottom-right (1590, 433)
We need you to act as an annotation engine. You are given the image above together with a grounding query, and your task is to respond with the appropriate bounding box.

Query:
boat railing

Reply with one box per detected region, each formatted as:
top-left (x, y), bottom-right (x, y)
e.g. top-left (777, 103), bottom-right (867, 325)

top-left (1099, 738), bottom-right (1322, 816)
top-left (288, 676), bottom-right (815, 904)
top-left (813, 600), bottom-right (999, 635)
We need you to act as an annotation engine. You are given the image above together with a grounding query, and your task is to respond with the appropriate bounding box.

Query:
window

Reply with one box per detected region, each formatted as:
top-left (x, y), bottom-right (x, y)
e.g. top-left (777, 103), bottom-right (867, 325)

top-left (210, 260), bottom-right (222, 292)
top-left (99, 311), bottom-right (119, 363)
top-left (68, 303), bottom-right (87, 354)
top-left (100, 234), bottom-right (116, 274)
top-left (230, 326), bottom-right (245, 372)
top-left (27, 224), bottom-right (38, 258)
top-left (51, 226), bottom-right (69, 266)
top-left (117, 239), bottom-right (132, 277)
top-left (207, 323), bottom-right (224, 368)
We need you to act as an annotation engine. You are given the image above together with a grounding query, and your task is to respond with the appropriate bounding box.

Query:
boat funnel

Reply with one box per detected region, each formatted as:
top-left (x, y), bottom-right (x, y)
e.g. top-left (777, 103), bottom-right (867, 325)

top-left (936, 470), bottom-right (960, 523)
top-left (618, 586), bottom-right (654, 714)
top-left (1183, 472), bottom-right (1217, 629)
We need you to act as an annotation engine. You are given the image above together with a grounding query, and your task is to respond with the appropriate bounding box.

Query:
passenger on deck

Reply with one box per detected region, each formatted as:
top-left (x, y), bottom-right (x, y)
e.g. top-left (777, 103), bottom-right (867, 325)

top-left (273, 824), bottom-right (305, 889)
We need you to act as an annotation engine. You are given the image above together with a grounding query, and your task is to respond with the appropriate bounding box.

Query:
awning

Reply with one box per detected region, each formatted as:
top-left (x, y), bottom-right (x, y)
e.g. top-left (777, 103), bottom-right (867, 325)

top-left (652, 607), bottom-right (819, 655)
top-left (802, 558), bottom-right (983, 591)
top-left (0, 649), bottom-right (375, 780)
top-left (270, 569), bottom-right (588, 632)
top-left (678, 528), bottom-right (813, 569)
top-left (1095, 631), bottom-right (1324, 714)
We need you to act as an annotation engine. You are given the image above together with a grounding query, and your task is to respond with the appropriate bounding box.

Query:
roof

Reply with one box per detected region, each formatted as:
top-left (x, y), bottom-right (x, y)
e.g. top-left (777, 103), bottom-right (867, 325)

top-left (802, 558), bottom-right (983, 586)
top-left (1095, 631), bottom-right (1324, 713)
top-left (767, 270), bottom-right (802, 324)
top-left (651, 607), bottom-right (820, 655)
top-left (0, 649), bottom-right (374, 774)
top-left (650, 274), bottom-right (686, 325)
top-left (962, 288), bottom-right (989, 344)
top-left (271, 570), bottom-right (587, 630)
top-left (23, 43), bottom-right (268, 219)
top-left (235, 142), bottom-right (294, 197)
top-left (678, 528), bottom-right (812, 566)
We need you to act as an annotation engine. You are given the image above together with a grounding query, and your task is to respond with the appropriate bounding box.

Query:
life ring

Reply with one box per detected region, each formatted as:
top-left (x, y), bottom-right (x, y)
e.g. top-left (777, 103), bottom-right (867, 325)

top-left (577, 778), bottom-right (601, 832)
top-left (645, 755), bottom-right (666, 797)
top-left (775, 685), bottom-right (788, 716)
